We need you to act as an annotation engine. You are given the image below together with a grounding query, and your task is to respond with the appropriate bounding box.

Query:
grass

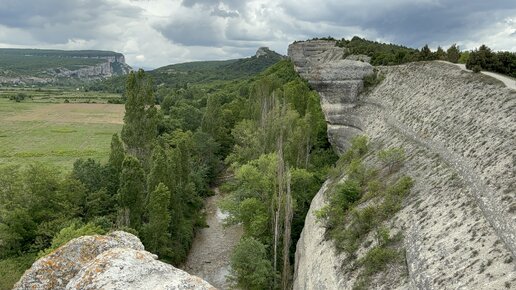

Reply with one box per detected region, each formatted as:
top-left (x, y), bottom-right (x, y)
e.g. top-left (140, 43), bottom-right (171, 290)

top-left (0, 87), bottom-right (122, 104)
top-left (0, 97), bottom-right (123, 170)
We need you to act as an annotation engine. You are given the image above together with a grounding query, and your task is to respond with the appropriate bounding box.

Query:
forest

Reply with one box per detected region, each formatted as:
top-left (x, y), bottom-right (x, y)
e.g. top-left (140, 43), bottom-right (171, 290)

top-left (0, 59), bottom-right (336, 289)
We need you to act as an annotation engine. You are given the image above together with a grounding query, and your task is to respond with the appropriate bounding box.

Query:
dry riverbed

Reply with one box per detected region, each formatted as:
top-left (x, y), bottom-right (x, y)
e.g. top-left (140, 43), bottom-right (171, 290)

top-left (183, 188), bottom-right (243, 289)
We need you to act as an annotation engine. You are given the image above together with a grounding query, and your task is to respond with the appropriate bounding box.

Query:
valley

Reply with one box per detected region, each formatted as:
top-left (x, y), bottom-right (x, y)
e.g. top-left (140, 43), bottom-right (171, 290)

top-left (1, 38), bottom-right (515, 290)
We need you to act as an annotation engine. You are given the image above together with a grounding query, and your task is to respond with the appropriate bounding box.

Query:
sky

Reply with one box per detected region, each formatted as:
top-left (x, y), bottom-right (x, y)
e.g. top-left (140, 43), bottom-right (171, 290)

top-left (0, 0), bottom-right (515, 68)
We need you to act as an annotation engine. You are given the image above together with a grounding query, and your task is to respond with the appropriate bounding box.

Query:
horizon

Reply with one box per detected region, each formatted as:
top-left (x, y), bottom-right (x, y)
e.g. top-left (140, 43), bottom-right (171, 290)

top-left (0, 0), bottom-right (515, 68)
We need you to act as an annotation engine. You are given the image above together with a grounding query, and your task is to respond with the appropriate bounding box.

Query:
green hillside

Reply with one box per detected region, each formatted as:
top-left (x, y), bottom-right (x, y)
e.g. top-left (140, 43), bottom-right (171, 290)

top-left (89, 47), bottom-right (284, 93)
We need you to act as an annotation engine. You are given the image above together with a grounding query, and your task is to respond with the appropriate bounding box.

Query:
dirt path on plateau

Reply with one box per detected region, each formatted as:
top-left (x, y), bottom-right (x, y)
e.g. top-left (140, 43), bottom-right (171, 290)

top-left (437, 60), bottom-right (516, 90)
top-left (183, 188), bottom-right (243, 289)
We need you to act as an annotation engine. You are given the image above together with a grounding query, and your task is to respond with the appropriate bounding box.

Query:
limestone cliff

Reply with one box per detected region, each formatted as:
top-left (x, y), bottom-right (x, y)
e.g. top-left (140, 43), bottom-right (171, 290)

top-left (0, 49), bottom-right (131, 85)
top-left (290, 40), bottom-right (516, 289)
top-left (14, 231), bottom-right (216, 290)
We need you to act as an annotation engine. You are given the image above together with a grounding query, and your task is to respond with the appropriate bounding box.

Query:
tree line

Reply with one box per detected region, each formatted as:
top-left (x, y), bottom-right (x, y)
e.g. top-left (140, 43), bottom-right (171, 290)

top-left (336, 36), bottom-right (515, 77)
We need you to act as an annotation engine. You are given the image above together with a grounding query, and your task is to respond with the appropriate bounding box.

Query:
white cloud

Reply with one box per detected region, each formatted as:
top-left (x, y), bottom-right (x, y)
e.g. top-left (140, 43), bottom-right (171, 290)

top-left (0, 0), bottom-right (514, 68)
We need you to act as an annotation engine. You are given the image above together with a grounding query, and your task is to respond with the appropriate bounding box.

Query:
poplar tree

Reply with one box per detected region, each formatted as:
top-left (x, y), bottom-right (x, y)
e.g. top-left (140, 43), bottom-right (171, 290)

top-left (147, 146), bottom-right (168, 194)
top-left (142, 183), bottom-right (171, 259)
top-left (108, 133), bottom-right (125, 173)
top-left (121, 69), bottom-right (158, 167)
top-left (117, 156), bottom-right (146, 229)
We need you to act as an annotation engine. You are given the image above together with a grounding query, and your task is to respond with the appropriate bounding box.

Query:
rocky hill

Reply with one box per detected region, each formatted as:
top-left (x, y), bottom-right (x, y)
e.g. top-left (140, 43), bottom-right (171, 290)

top-left (290, 40), bottom-right (515, 289)
top-left (89, 47), bottom-right (284, 92)
top-left (0, 48), bottom-right (131, 85)
top-left (13, 231), bottom-right (215, 290)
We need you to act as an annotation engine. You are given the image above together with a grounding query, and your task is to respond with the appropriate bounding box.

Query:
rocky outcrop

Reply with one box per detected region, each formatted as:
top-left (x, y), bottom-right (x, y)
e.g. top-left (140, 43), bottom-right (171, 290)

top-left (290, 40), bottom-right (516, 289)
top-left (288, 40), bottom-right (374, 152)
top-left (0, 50), bottom-right (131, 85)
top-left (14, 231), bottom-right (216, 290)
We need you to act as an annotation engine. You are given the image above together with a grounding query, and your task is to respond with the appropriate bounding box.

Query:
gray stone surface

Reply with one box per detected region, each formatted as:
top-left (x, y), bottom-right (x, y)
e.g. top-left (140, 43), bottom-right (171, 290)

top-left (14, 231), bottom-right (216, 290)
top-left (288, 40), bottom-right (374, 153)
top-left (290, 40), bottom-right (516, 290)
top-left (67, 248), bottom-right (216, 290)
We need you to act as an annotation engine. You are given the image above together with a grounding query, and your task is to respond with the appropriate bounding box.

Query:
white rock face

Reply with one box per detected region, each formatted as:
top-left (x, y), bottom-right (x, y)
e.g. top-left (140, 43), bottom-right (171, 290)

top-left (14, 231), bottom-right (216, 290)
top-left (288, 40), bottom-right (374, 152)
top-left (290, 40), bottom-right (516, 290)
top-left (67, 248), bottom-right (216, 290)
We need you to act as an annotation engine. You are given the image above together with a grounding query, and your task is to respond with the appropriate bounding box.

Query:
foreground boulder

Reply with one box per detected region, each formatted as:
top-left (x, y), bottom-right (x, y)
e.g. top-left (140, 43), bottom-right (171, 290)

top-left (14, 231), bottom-right (216, 290)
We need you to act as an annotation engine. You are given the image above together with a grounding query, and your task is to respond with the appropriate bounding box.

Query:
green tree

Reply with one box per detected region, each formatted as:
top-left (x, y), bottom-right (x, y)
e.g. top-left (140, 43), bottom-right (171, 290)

top-left (142, 183), bottom-right (172, 260)
top-left (435, 46), bottom-right (446, 60)
top-left (108, 133), bottom-right (125, 173)
top-left (121, 69), bottom-right (158, 166)
top-left (117, 156), bottom-right (146, 229)
top-left (147, 146), bottom-right (168, 194)
top-left (419, 44), bottom-right (433, 61)
top-left (446, 44), bottom-right (460, 63)
top-left (229, 237), bottom-right (274, 290)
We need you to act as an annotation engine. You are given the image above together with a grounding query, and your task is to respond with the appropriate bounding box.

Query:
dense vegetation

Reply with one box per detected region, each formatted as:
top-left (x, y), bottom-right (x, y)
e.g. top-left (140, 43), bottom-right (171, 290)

top-left (465, 45), bottom-right (516, 77)
top-left (88, 48), bottom-right (284, 93)
top-left (0, 56), bottom-right (332, 289)
top-left (218, 60), bottom-right (337, 289)
top-left (335, 37), bottom-right (515, 78)
top-left (316, 136), bottom-right (413, 289)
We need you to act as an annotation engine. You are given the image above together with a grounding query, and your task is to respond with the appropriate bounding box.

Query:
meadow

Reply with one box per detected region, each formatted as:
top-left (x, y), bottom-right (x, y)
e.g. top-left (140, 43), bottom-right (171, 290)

top-left (0, 89), bottom-right (124, 170)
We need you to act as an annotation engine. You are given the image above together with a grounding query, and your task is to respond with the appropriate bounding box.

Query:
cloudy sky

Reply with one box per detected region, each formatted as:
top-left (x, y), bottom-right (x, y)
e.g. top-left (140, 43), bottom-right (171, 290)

top-left (0, 0), bottom-right (515, 68)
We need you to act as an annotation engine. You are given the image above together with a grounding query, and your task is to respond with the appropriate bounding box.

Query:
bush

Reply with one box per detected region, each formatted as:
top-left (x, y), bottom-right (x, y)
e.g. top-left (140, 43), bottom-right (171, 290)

top-left (361, 246), bottom-right (400, 274)
top-left (377, 147), bottom-right (405, 173)
top-left (38, 221), bottom-right (105, 258)
top-left (363, 71), bottom-right (384, 90)
top-left (472, 65), bottom-right (481, 73)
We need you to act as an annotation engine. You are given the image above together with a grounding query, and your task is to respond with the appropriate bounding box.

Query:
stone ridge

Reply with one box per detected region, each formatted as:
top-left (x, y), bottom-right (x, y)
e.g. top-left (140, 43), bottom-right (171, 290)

top-left (288, 40), bottom-right (374, 152)
top-left (14, 231), bottom-right (216, 290)
top-left (290, 40), bottom-right (516, 289)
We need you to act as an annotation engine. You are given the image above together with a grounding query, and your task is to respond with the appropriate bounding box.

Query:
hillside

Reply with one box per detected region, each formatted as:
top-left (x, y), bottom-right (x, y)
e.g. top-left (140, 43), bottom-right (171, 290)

top-left (89, 47), bottom-right (284, 92)
top-left (0, 48), bottom-right (131, 85)
top-left (290, 40), bottom-right (515, 290)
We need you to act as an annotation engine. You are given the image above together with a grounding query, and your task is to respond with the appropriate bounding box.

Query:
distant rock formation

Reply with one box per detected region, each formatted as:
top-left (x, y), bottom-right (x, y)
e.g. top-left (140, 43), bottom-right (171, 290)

top-left (289, 40), bottom-right (516, 289)
top-left (0, 49), bottom-right (131, 85)
top-left (254, 47), bottom-right (285, 59)
top-left (14, 231), bottom-right (216, 290)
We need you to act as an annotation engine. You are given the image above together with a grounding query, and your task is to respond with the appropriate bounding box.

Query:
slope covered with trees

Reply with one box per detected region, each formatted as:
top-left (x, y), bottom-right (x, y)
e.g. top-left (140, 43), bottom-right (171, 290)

top-left (88, 48), bottom-right (284, 93)
top-left (0, 58), bottom-right (334, 289)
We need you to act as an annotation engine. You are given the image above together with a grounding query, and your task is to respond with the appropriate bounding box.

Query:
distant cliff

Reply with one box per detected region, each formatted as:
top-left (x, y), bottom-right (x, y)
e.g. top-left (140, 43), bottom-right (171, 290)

top-left (290, 40), bottom-right (515, 289)
top-left (0, 48), bottom-right (131, 85)
top-left (14, 231), bottom-right (215, 290)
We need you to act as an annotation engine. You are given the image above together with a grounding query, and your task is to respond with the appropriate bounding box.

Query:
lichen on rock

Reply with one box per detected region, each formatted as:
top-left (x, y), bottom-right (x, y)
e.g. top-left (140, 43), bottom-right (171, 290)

top-left (14, 231), bottom-right (216, 290)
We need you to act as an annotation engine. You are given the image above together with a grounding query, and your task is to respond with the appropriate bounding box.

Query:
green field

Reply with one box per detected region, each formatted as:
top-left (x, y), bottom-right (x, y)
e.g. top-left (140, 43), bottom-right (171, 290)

top-left (0, 87), bottom-right (123, 103)
top-left (0, 94), bottom-right (124, 170)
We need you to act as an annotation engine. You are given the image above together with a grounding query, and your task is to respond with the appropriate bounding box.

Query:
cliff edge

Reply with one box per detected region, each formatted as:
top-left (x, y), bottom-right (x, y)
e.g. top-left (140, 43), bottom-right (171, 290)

top-left (14, 231), bottom-right (216, 290)
top-left (290, 40), bottom-right (516, 289)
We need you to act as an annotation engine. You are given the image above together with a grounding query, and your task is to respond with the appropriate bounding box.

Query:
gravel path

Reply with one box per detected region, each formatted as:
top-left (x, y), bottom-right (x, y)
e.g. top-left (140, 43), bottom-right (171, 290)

top-left (437, 60), bottom-right (516, 90)
top-left (183, 188), bottom-right (243, 289)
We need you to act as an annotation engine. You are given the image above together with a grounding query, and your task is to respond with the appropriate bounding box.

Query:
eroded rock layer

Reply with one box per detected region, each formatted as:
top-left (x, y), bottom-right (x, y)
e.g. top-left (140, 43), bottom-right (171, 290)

top-left (14, 231), bottom-right (216, 290)
top-left (290, 40), bottom-right (516, 290)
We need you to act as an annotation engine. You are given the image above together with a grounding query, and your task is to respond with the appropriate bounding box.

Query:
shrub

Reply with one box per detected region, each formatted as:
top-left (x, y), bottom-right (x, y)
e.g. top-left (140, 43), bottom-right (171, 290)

top-left (363, 71), bottom-right (384, 90)
top-left (378, 147), bottom-right (405, 173)
top-left (360, 246), bottom-right (400, 275)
